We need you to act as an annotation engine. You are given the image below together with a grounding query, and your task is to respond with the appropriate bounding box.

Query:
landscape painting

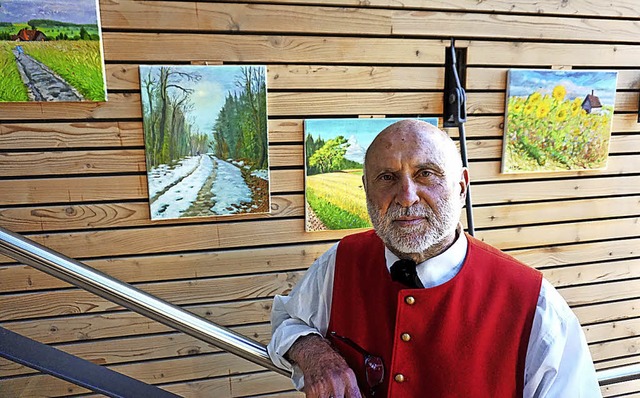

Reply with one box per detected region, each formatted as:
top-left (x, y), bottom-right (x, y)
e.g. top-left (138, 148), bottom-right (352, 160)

top-left (503, 69), bottom-right (617, 173)
top-left (140, 65), bottom-right (270, 221)
top-left (305, 117), bottom-right (438, 232)
top-left (0, 0), bottom-right (107, 102)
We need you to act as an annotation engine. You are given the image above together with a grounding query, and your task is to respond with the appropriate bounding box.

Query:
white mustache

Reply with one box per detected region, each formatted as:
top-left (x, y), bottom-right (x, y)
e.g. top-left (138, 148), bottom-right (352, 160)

top-left (386, 204), bottom-right (433, 220)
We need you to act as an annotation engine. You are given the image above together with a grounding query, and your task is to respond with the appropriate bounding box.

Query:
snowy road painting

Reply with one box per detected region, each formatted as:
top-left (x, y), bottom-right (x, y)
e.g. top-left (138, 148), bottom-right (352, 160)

top-left (141, 64), bottom-right (270, 220)
top-left (148, 153), bottom-right (269, 220)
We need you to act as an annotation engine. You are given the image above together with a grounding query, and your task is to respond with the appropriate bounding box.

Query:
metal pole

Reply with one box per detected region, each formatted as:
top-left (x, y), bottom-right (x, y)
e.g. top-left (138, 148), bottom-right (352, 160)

top-left (0, 226), bottom-right (288, 377)
top-left (446, 39), bottom-right (475, 236)
top-left (457, 123), bottom-right (475, 235)
top-left (598, 363), bottom-right (640, 386)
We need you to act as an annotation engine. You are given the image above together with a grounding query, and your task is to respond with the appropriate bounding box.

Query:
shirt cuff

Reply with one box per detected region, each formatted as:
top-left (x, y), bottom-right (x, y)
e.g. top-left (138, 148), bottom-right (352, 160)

top-left (267, 323), bottom-right (322, 390)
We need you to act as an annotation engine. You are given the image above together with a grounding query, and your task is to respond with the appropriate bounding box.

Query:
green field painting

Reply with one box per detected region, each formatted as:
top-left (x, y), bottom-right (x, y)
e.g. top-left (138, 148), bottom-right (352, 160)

top-left (304, 117), bottom-right (438, 232)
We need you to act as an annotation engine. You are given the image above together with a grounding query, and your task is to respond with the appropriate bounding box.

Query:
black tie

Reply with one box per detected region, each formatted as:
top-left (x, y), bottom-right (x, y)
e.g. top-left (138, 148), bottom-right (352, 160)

top-left (390, 259), bottom-right (424, 289)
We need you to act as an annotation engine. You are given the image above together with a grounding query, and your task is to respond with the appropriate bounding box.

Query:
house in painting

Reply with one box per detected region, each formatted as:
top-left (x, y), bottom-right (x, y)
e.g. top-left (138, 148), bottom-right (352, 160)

top-left (581, 90), bottom-right (603, 114)
top-left (11, 28), bottom-right (47, 42)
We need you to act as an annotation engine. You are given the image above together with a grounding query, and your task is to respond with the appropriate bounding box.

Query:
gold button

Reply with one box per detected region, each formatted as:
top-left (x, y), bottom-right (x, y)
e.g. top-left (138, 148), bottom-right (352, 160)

top-left (401, 333), bottom-right (411, 342)
top-left (394, 374), bottom-right (405, 383)
top-left (405, 296), bottom-right (415, 305)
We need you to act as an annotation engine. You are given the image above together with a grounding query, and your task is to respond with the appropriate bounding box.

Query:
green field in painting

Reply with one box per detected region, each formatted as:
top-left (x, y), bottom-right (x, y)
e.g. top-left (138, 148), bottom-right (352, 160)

top-left (0, 40), bottom-right (105, 101)
top-left (306, 170), bottom-right (371, 230)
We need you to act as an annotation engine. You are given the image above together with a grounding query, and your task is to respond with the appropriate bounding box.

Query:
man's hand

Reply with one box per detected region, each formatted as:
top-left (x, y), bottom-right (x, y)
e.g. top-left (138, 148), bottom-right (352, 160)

top-left (287, 334), bottom-right (362, 398)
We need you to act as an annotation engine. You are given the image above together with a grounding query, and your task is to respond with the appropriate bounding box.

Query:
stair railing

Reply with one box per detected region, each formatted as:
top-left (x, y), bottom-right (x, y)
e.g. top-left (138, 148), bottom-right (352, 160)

top-left (0, 226), bottom-right (638, 388)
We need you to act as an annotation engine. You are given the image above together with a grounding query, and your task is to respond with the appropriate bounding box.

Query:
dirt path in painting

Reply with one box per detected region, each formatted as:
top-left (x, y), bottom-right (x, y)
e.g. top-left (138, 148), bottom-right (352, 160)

top-left (181, 157), bottom-right (270, 217)
top-left (12, 47), bottom-right (84, 101)
top-left (305, 203), bottom-right (328, 231)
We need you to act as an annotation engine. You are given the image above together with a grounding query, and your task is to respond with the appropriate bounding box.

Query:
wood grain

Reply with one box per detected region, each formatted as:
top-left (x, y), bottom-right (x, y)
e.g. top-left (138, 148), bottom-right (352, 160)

top-left (0, 240), bottom-right (329, 293)
top-left (102, 33), bottom-right (445, 63)
top-left (0, 122), bottom-right (143, 149)
top-left (233, 0), bottom-right (640, 18)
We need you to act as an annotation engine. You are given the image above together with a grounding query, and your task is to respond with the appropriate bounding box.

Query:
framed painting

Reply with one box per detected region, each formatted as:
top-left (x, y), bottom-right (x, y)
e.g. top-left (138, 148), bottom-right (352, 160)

top-left (0, 0), bottom-right (107, 102)
top-left (304, 117), bottom-right (438, 232)
top-left (140, 65), bottom-right (270, 221)
top-left (502, 69), bottom-right (618, 173)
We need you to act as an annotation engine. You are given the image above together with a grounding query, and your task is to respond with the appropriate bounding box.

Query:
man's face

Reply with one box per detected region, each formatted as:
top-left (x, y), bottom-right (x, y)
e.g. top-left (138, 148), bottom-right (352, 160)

top-left (364, 125), bottom-right (466, 256)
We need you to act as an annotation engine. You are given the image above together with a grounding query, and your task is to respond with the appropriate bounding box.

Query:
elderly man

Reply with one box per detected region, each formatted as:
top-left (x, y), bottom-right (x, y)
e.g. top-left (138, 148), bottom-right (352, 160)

top-left (268, 119), bottom-right (601, 397)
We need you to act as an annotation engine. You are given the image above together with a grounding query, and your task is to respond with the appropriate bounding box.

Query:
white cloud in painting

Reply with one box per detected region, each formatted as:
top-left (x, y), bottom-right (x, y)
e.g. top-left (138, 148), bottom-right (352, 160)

top-left (345, 135), bottom-right (365, 164)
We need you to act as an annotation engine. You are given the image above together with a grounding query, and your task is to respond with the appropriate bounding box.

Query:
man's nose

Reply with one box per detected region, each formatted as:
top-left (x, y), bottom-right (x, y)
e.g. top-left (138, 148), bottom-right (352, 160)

top-left (395, 177), bottom-right (420, 207)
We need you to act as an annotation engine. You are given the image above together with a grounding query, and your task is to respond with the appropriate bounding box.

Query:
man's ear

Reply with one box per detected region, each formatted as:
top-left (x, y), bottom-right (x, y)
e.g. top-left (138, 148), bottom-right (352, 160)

top-left (459, 168), bottom-right (470, 202)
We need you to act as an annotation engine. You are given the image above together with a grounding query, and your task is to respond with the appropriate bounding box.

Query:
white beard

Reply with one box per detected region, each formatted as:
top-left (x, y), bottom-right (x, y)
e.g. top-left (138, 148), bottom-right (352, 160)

top-left (367, 194), bottom-right (461, 255)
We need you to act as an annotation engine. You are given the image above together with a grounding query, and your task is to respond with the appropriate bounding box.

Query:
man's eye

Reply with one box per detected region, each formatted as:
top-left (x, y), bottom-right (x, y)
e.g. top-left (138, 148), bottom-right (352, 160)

top-left (379, 174), bottom-right (394, 181)
top-left (418, 170), bottom-right (432, 178)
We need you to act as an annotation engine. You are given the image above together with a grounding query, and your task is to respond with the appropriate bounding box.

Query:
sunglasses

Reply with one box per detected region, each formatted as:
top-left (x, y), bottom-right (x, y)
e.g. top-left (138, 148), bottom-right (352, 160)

top-left (329, 331), bottom-right (385, 396)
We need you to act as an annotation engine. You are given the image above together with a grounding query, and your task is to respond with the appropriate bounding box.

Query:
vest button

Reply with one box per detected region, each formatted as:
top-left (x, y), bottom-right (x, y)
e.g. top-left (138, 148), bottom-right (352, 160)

top-left (405, 296), bottom-right (416, 305)
top-left (401, 333), bottom-right (411, 342)
top-left (394, 373), bottom-right (405, 383)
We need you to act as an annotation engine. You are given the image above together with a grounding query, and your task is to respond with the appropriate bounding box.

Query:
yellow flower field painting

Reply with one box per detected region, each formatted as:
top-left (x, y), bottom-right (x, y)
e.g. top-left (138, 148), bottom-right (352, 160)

top-left (502, 69), bottom-right (618, 173)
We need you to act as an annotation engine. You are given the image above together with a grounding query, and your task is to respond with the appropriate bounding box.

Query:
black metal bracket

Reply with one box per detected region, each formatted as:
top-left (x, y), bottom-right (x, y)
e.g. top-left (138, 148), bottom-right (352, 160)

top-left (443, 39), bottom-right (475, 236)
top-left (443, 39), bottom-right (467, 128)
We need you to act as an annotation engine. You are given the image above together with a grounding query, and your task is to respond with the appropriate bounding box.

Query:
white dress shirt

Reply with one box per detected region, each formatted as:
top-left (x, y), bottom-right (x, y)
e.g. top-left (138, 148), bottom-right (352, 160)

top-left (268, 231), bottom-right (602, 397)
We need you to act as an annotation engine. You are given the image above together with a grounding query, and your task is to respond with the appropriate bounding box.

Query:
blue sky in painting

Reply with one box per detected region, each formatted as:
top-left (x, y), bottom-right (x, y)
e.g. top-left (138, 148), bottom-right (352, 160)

top-left (305, 117), bottom-right (438, 164)
top-left (0, 0), bottom-right (99, 24)
top-left (507, 69), bottom-right (618, 106)
top-left (140, 65), bottom-right (265, 137)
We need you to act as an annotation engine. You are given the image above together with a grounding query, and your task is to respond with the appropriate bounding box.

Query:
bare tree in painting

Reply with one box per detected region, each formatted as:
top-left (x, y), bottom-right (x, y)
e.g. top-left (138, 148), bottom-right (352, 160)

top-left (142, 66), bottom-right (203, 167)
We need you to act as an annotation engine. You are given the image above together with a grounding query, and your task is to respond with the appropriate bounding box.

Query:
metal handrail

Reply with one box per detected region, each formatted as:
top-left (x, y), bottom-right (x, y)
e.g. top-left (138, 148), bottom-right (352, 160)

top-left (598, 363), bottom-right (640, 386)
top-left (0, 226), bottom-right (638, 386)
top-left (0, 226), bottom-right (287, 377)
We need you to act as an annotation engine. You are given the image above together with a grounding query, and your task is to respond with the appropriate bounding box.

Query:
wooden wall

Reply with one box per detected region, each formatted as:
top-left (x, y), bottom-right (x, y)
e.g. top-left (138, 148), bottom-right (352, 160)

top-left (1, 1), bottom-right (639, 396)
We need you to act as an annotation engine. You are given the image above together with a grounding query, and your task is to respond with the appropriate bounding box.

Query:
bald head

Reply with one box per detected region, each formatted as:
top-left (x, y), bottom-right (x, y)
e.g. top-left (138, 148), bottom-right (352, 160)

top-left (364, 119), bottom-right (463, 184)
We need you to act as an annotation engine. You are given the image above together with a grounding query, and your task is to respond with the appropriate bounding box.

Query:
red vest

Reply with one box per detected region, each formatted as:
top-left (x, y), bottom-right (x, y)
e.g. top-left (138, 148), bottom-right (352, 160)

top-left (327, 230), bottom-right (542, 397)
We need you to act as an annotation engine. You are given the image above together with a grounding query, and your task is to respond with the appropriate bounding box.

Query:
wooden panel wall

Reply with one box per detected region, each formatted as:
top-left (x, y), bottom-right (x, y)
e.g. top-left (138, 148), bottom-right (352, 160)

top-left (1, 1), bottom-right (639, 396)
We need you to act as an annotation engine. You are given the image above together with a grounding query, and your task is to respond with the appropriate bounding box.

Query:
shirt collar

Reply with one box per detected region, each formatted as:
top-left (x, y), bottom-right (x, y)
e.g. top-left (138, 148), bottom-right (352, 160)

top-left (385, 224), bottom-right (468, 288)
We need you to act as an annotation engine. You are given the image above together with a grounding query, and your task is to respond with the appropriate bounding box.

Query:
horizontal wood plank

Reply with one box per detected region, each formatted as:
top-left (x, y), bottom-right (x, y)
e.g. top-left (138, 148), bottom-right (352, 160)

top-left (543, 258), bottom-right (640, 288)
top-left (467, 68), bottom-right (640, 91)
top-left (101, 1), bottom-right (391, 35)
top-left (0, 351), bottom-right (266, 397)
top-left (100, 1), bottom-right (640, 43)
top-left (467, 40), bottom-right (640, 67)
top-left (0, 122), bottom-right (143, 149)
top-left (574, 298), bottom-right (640, 326)
top-left (2, 91), bottom-right (634, 120)
top-left (507, 238), bottom-right (640, 269)
top-left (106, 63), bottom-right (640, 92)
top-left (0, 241), bottom-right (329, 293)
top-left (477, 217), bottom-right (639, 251)
top-left (1, 299), bottom-right (275, 345)
top-left (233, 0), bottom-right (640, 19)
top-left (0, 169), bottom-right (299, 205)
top-left (0, 270), bottom-right (306, 321)
top-left (107, 64), bottom-right (446, 91)
top-left (0, 195), bottom-right (303, 234)
top-left (0, 149), bottom-right (147, 176)
top-left (102, 33), bottom-right (445, 63)
top-left (0, 323), bottom-right (274, 378)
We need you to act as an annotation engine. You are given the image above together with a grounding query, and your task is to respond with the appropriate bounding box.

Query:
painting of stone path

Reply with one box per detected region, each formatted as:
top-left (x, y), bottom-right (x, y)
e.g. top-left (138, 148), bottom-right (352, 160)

top-left (0, 0), bottom-right (107, 102)
top-left (140, 65), bottom-right (270, 221)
